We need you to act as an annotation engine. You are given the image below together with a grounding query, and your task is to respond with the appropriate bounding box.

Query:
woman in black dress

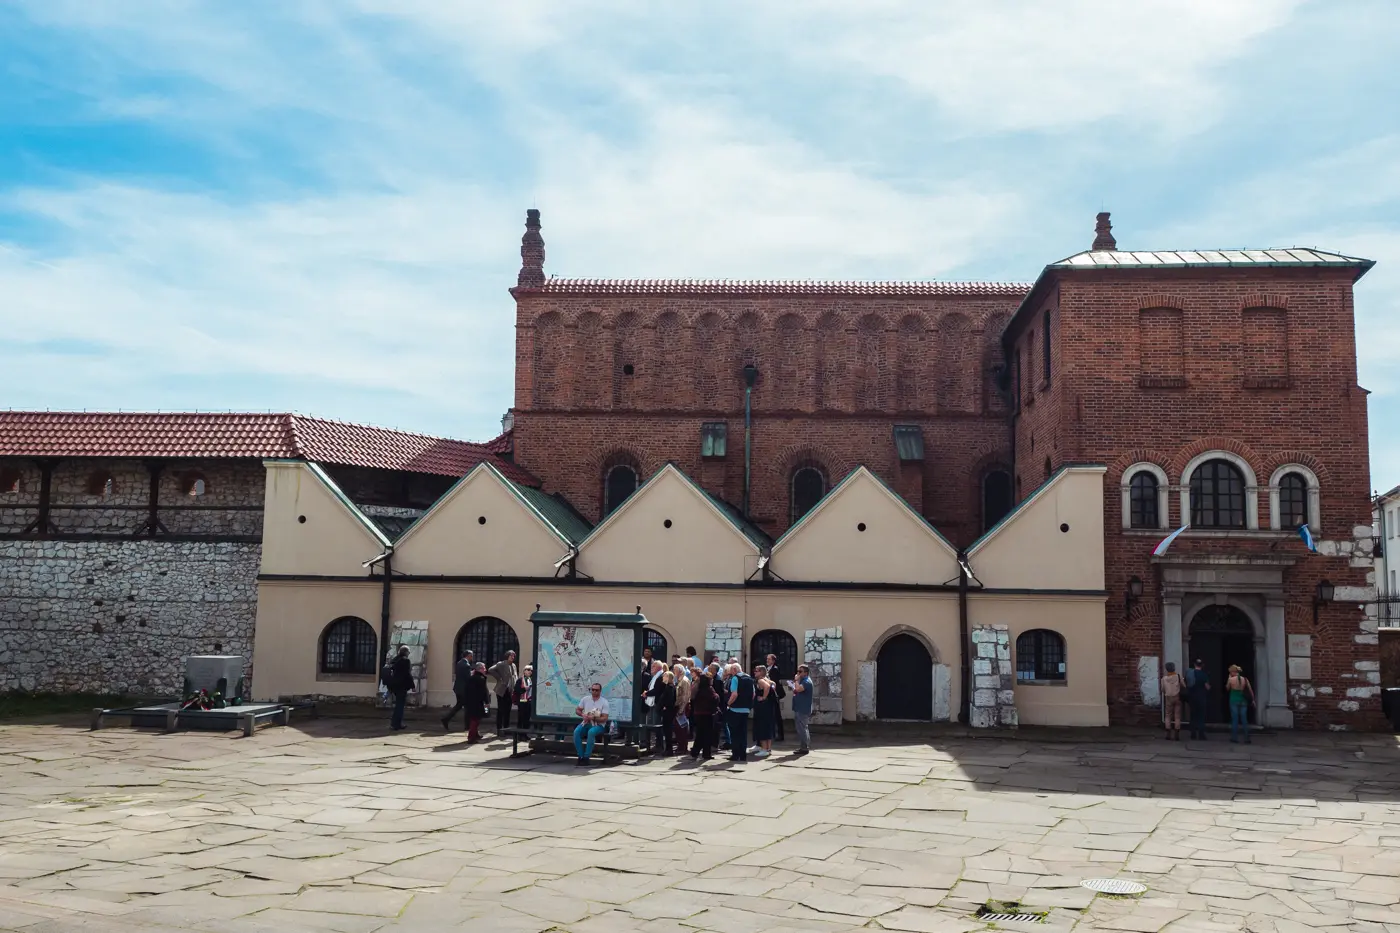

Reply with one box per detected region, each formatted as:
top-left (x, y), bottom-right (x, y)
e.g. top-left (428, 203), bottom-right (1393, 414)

top-left (751, 663), bottom-right (774, 759)
top-left (658, 671), bottom-right (678, 755)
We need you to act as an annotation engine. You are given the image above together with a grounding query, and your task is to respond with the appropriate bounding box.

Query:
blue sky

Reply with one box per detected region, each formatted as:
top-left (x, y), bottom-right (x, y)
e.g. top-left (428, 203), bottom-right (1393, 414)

top-left (2, 1), bottom-right (1398, 490)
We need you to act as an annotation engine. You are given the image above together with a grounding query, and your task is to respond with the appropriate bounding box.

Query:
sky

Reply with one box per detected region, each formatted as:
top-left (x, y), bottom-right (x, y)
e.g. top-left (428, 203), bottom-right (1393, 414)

top-left (1, 1), bottom-right (1398, 491)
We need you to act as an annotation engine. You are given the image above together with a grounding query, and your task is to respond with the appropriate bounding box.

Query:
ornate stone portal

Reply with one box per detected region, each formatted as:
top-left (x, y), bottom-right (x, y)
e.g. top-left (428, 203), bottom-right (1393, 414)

top-left (1155, 555), bottom-right (1294, 729)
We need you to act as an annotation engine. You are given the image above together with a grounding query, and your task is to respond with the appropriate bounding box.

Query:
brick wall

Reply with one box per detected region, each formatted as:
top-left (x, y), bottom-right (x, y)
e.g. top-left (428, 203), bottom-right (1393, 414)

top-left (512, 293), bottom-right (1020, 541)
top-left (1007, 267), bottom-right (1382, 729)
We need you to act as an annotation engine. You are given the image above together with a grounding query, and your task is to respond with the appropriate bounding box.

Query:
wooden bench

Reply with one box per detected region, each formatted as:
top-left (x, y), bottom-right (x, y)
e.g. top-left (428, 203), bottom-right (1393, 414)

top-left (501, 722), bottom-right (665, 761)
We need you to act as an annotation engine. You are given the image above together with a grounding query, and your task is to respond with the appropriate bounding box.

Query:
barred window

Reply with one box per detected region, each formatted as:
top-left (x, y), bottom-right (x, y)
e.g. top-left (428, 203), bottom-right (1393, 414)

top-left (320, 616), bottom-right (378, 675)
top-left (455, 617), bottom-right (519, 671)
top-left (1278, 472), bottom-right (1308, 529)
top-left (1015, 629), bottom-right (1066, 683)
top-left (750, 629), bottom-right (798, 678)
top-left (1190, 459), bottom-right (1245, 529)
top-left (644, 628), bottom-right (668, 660)
top-left (1129, 472), bottom-right (1159, 529)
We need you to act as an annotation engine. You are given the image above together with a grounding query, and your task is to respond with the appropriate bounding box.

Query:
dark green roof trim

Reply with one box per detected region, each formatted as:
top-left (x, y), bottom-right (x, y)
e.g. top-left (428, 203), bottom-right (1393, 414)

top-left (506, 479), bottom-right (593, 545)
top-left (967, 462), bottom-right (1106, 555)
top-left (529, 610), bottom-right (646, 626)
top-left (578, 462), bottom-right (769, 552)
top-left (305, 462), bottom-right (393, 548)
top-left (773, 465), bottom-right (957, 554)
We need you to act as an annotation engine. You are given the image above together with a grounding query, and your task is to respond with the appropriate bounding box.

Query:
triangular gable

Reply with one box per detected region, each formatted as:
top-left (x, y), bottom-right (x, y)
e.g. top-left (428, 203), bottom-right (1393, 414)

top-left (576, 463), bottom-right (761, 584)
top-left (392, 462), bottom-right (578, 577)
top-left (967, 464), bottom-right (1106, 590)
top-left (771, 466), bottom-right (960, 584)
top-left (260, 460), bottom-right (390, 576)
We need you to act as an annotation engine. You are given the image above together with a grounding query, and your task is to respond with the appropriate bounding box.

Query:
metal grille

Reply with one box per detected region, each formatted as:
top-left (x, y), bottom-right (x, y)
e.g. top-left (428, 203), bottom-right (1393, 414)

top-left (1129, 472), bottom-right (1159, 528)
top-left (644, 628), bottom-right (668, 661)
top-left (980, 913), bottom-right (1045, 924)
top-left (1278, 472), bottom-right (1308, 528)
top-left (455, 617), bottom-right (520, 670)
top-left (1016, 629), bottom-right (1066, 683)
top-left (1190, 459), bottom-right (1245, 528)
top-left (750, 629), bottom-right (798, 678)
top-left (320, 616), bottom-right (377, 674)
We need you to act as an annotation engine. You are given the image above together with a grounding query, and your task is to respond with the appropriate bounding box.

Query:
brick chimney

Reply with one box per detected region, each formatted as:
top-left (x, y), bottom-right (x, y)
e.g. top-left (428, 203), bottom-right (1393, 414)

top-left (517, 208), bottom-right (545, 288)
top-left (1092, 211), bottom-right (1117, 251)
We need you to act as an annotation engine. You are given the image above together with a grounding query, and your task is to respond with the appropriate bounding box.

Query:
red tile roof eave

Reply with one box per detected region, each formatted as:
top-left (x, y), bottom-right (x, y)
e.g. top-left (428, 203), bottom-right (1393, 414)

top-left (512, 280), bottom-right (1032, 299)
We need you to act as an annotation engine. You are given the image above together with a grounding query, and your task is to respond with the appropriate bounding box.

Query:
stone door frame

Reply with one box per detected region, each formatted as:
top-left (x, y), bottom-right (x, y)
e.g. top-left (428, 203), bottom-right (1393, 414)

top-left (1156, 554), bottom-right (1294, 728)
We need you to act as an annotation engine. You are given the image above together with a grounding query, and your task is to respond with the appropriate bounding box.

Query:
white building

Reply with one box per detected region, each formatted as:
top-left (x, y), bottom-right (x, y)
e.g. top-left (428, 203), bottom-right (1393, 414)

top-left (1375, 484), bottom-right (1400, 628)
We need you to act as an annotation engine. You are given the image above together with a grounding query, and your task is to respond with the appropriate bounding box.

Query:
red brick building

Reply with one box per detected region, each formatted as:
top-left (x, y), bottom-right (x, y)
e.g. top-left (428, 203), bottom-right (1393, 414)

top-left (508, 209), bottom-right (1385, 730)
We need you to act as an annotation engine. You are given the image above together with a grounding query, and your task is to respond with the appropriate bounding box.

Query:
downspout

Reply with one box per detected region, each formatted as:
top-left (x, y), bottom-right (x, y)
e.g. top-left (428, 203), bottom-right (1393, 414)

top-left (957, 548), bottom-right (971, 725)
top-left (742, 364), bottom-right (759, 519)
top-left (378, 551), bottom-right (393, 660)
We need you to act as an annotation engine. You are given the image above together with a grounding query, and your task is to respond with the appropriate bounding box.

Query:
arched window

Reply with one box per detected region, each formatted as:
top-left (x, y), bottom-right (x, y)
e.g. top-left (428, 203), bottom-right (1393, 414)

top-left (86, 471), bottom-right (115, 497)
top-left (643, 628), bottom-right (668, 661)
top-left (1277, 472), bottom-right (1308, 529)
top-left (1129, 472), bottom-right (1159, 529)
top-left (0, 468), bottom-right (18, 494)
top-left (750, 629), bottom-right (798, 679)
top-left (1190, 459), bottom-right (1246, 529)
top-left (454, 617), bottom-right (519, 670)
top-left (790, 465), bottom-right (827, 525)
top-left (1042, 308), bottom-right (1052, 387)
top-left (1015, 629), bottom-right (1066, 684)
top-left (320, 616), bottom-right (378, 675)
top-left (603, 464), bottom-right (639, 517)
top-left (183, 472), bottom-right (207, 497)
top-left (982, 469), bottom-right (1013, 532)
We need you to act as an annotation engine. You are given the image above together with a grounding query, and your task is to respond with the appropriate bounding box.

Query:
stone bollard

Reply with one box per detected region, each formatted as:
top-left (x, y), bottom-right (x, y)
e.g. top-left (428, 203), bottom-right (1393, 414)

top-left (90, 708), bottom-right (104, 731)
top-left (242, 711), bottom-right (256, 737)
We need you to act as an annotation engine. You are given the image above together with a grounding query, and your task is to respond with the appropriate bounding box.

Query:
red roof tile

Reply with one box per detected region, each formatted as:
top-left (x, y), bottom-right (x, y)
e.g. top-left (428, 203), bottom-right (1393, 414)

top-left (0, 412), bottom-right (537, 484)
top-left (519, 277), bottom-right (1031, 298)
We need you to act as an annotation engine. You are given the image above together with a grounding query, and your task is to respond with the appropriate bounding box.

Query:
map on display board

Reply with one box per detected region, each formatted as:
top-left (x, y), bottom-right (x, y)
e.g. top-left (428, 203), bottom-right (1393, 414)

top-left (535, 624), bottom-right (637, 723)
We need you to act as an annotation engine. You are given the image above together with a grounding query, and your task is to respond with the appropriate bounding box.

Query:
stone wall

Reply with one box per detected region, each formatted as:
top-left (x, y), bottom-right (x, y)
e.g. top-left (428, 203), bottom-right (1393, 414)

top-left (970, 623), bottom-right (1017, 728)
top-left (0, 539), bottom-right (260, 696)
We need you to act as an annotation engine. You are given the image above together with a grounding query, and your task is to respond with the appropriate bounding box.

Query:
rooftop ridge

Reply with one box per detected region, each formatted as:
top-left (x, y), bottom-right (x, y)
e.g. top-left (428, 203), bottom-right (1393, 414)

top-left (521, 277), bottom-right (1031, 297)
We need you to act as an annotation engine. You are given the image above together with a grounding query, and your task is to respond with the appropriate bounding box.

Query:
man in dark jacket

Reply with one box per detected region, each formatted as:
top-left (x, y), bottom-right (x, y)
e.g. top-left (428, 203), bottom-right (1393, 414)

top-left (1186, 658), bottom-right (1211, 740)
top-left (440, 648), bottom-right (474, 731)
top-left (388, 646), bottom-right (414, 731)
top-left (766, 653), bottom-right (787, 742)
top-left (464, 662), bottom-right (490, 743)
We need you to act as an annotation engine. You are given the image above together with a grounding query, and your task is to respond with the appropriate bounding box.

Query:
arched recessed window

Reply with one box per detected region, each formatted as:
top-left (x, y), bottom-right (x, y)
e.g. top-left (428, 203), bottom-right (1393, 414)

top-left (1277, 472), bottom-right (1308, 529)
top-left (982, 469), bottom-right (1013, 532)
top-left (643, 628), bottom-right (668, 661)
top-left (183, 473), bottom-right (207, 497)
top-left (603, 464), bottom-right (639, 517)
top-left (0, 468), bottom-right (19, 494)
top-left (86, 471), bottom-right (115, 497)
top-left (1190, 459), bottom-right (1246, 529)
top-left (790, 465), bottom-right (827, 525)
top-left (1042, 309), bottom-right (1052, 387)
top-left (320, 616), bottom-right (378, 674)
top-left (1015, 629), bottom-right (1066, 684)
top-left (455, 617), bottom-right (519, 671)
top-left (750, 629), bottom-right (798, 678)
top-left (1129, 472), bottom-right (1159, 529)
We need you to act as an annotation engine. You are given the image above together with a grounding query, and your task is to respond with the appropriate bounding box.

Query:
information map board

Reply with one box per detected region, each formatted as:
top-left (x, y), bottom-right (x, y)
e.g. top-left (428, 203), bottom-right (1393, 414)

top-left (530, 610), bottom-right (645, 726)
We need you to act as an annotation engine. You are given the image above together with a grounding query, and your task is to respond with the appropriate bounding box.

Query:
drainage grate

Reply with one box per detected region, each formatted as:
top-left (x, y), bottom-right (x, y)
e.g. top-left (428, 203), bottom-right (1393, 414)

top-left (1080, 878), bottom-right (1147, 896)
top-left (975, 903), bottom-right (1048, 924)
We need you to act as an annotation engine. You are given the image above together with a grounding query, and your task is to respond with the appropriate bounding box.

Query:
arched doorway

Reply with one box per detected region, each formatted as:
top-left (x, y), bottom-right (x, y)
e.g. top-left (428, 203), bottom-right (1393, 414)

top-left (454, 617), bottom-right (520, 670)
top-left (750, 629), bottom-right (799, 680)
top-left (1187, 605), bottom-right (1256, 724)
top-left (876, 633), bottom-right (932, 720)
top-left (643, 628), bottom-right (668, 663)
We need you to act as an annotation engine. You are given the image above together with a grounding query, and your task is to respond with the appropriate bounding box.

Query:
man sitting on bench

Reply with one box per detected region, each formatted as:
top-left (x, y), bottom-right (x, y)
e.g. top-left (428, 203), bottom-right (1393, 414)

top-left (573, 683), bottom-right (610, 766)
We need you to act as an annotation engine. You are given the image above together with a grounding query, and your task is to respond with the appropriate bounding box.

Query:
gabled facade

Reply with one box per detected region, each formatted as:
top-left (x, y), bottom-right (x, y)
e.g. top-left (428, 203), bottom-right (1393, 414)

top-left (771, 466), bottom-right (959, 585)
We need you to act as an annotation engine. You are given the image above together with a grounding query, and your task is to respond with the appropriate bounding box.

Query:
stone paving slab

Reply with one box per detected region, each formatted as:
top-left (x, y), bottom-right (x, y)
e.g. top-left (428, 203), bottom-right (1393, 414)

top-left (0, 721), bottom-right (1397, 932)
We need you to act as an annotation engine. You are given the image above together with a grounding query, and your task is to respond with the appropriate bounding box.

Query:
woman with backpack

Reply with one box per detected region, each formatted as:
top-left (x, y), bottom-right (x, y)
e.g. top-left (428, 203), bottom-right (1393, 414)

top-left (1226, 664), bottom-right (1255, 744)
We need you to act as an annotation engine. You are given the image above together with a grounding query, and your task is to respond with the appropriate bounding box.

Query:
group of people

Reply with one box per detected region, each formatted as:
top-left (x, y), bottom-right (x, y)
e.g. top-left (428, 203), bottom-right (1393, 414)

top-left (385, 640), bottom-right (818, 766)
top-left (574, 647), bottom-right (815, 765)
top-left (1159, 659), bottom-right (1256, 742)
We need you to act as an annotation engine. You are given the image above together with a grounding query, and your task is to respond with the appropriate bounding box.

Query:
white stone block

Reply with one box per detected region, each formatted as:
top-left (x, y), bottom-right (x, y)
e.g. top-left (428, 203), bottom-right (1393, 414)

top-left (992, 623), bottom-right (1008, 631)
top-left (1287, 657), bottom-right (1312, 680)
top-left (973, 658), bottom-right (992, 675)
top-left (1318, 686), bottom-right (1332, 694)
top-left (932, 664), bottom-right (952, 722)
top-left (1338, 700), bottom-right (1360, 712)
top-left (1138, 656), bottom-right (1161, 708)
top-left (1353, 524), bottom-right (1374, 539)
top-left (1318, 540), bottom-right (1339, 557)
top-left (975, 675), bottom-right (999, 689)
top-left (973, 688), bottom-right (997, 708)
top-left (1365, 672), bottom-right (1380, 684)
top-left (999, 707), bottom-right (1018, 728)
top-left (969, 706), bottom-right (996, 728)
top-left (1286, 635), bottom-right (1311, 658)
top-left (1334, 585), bottom-right (1372, 602)
top-left (1355, 660), bottom-right (1380, 671)
top-left (1347, 686), bottom-right (1379, 698)
top-left (977, 643), bottom-right (996, 659)
top-left (996, 645), bottom-right (1010, 660)
top-left (856, 661), bottom-right (876, 720)
top-left (1355, 634), bottom-right (1379, 645)
top-left (998, 689), bottom-right (1016, 706)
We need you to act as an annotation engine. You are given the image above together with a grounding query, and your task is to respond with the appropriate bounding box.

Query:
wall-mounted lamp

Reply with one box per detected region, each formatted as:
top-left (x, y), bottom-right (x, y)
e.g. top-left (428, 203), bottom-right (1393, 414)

top-left (1125, 575), bottom-right (1144, 617)
top-left (1313, 579), bottom-right (1334, 628)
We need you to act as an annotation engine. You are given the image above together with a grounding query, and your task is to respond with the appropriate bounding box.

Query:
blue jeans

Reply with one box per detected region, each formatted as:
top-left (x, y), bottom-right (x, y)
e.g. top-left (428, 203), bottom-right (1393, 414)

top-left (1229, 701), bottom-right (1250, 742)
top-left (574, 722), bottom-right (605, 759)
top-left (390, 691), bottom-right (407, 729)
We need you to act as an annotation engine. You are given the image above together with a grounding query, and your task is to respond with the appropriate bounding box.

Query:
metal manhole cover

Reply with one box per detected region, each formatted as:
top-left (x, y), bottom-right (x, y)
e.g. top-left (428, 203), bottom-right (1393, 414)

top-left (1081, 878), bottom-right (1147, 895)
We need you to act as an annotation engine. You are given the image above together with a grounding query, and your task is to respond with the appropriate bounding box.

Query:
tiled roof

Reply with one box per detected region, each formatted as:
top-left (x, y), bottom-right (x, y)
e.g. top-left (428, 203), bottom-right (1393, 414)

top-left (1050, 248), bottom-right (1374, 272)
top-left (0, 411), bottom-right (537, 484)
top-left (524, 277), bottom-right (1030, 297)
top-left (510, 482), bottom-right (594, 546)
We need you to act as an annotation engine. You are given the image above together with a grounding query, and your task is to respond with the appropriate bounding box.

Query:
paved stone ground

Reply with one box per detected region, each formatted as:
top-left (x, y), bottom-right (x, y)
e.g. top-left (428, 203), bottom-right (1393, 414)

top-left (1, 719), bottom-right (1399, 933)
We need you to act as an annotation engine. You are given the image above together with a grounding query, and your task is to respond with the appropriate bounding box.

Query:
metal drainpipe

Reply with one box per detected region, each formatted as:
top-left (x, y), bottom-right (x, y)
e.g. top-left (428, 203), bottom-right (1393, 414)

top-left (742, 364), bottom-right (758, 519)
top-left (957, 549), bottom-right (971, 725)
top-left (379, 552), bottom-right (393, 661)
